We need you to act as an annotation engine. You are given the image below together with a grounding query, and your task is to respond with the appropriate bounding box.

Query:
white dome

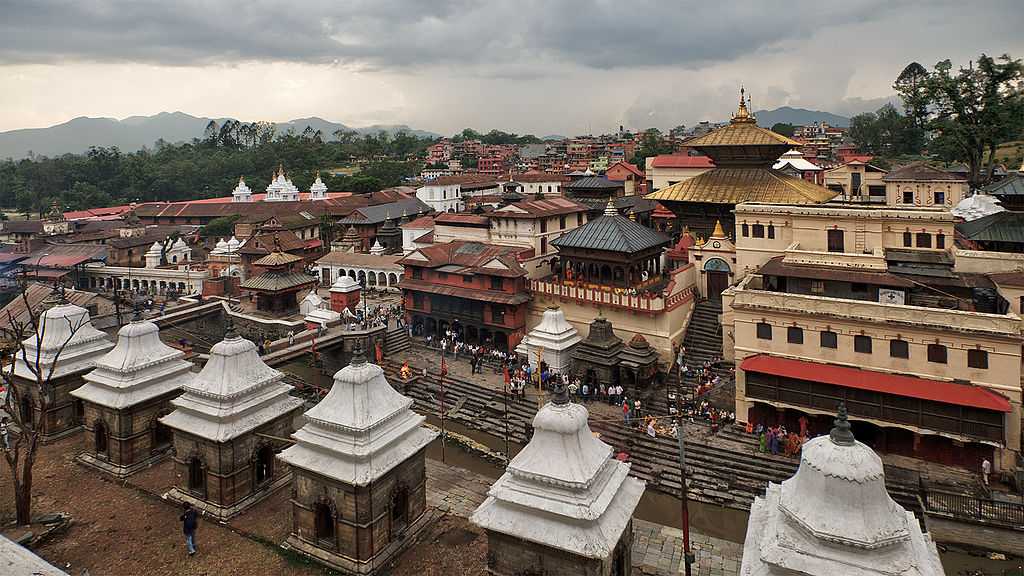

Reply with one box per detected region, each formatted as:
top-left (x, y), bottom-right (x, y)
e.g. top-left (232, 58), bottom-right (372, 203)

top-left (330, 275), bottom-right (360, 293)
top-left (227, 235), bottom-right (240, 249)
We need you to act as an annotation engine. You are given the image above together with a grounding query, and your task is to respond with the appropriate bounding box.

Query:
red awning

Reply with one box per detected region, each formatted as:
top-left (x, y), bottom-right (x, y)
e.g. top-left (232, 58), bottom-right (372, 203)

top-left (740, 354), bottom-right (1012, 413)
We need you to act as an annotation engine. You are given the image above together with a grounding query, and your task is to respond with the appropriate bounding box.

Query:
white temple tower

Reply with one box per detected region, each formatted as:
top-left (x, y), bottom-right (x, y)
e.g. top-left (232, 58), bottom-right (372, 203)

top-left (515, 305), bottom-right (581, 374)
top-left (279, 348), bottom-right (438, 574)
top-left (309, 172), bottom-right (328, 200)
top-left (471, 382), bottom-right (645, 575)
top-left (740, 404), bottom-right (944, 575)
top-left (11, 289), bottom-right (115, 440)
top-left (71, 308), bottom-right (193, 477)
top-left (232, 176), bottom-right (253, 202)
top-left (160, 316), bottom-right (304, 519)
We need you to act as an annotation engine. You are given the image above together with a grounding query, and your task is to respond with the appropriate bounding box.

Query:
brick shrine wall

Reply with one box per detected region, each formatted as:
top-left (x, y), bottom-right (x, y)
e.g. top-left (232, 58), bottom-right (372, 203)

top-left (79, 391), bottom-right (179, 468)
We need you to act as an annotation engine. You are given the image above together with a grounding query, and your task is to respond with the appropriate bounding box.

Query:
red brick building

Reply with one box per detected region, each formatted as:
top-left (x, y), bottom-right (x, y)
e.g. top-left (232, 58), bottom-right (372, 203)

top-left (399, 241), bottom-right (530, 351)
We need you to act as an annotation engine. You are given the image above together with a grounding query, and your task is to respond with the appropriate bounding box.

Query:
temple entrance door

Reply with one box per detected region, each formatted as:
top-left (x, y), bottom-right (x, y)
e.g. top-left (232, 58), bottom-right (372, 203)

top-left (314, 502), bottom-right (336, 546)
top-left (188, 456), bottom-right (206, 495)
top-left (391, 486), bottom-right (409, 535)
top-left (152, 416), bottom-right (174, 452)
top-left (706, 271), bottom-right (729, 302)
top-left (94, 421), bottom-right (108, 456)
top-left (254, 445), bottom-right (274, 486)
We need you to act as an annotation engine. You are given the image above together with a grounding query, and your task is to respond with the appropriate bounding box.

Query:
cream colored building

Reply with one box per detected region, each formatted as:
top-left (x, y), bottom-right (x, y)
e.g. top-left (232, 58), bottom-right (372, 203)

top-left (823, 160), bottom-right (888, 203)
top-left (882, 162), bottom-right (969, 209)
top-left (723, 203), bottom-right (1023, 472)
top-left (487, 197), bottom-right (589, 278)
top-left (644, 153), bottom-right (714, 192)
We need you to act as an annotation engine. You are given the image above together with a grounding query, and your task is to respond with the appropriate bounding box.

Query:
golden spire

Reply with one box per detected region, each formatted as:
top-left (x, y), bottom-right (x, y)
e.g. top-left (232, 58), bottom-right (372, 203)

top-left (710, 219), bottom-right (726, 239)
top-left (732, 85), bottom-right (755, 124)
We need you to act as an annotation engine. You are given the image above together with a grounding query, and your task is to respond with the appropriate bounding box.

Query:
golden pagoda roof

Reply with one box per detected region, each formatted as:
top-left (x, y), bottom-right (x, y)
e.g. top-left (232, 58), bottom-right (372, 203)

top-left (253, 250), bottom-right (304, 267)
top-left (646, 167), bottom-right (838, 205)
top-left (685, 120), bottom-right (800, 148)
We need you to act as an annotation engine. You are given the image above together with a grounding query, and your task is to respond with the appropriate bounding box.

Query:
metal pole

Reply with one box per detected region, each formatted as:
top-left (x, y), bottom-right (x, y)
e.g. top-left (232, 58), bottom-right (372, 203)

top-left (677, 425), bottom-right (694, 576)
top-left (503, 368), bottom-right (510, 466)
top-left (439, 345), bottom-right (446, 464)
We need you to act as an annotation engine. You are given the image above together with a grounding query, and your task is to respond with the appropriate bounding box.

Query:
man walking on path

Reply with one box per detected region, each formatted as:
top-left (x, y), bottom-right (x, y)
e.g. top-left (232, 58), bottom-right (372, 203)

top-left (180, 502), bottom-right (199, 556)
top-left (981, 458), bottom-right (991, 487)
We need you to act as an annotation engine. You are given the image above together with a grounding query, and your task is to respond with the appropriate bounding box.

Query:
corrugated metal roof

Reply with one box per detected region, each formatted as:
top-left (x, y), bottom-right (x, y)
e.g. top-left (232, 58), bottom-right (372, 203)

top-left (566, 176), bottom-right (622, 190)
top-left (956, 211), bottom-right (1024, 244)
top-left (239, 271), bottom-right (317, 292)
top-left (882, 162), bottom-right (965, 182)
top-left (984, 174), bottom-right (1024, 197)
top-left (551, 213), bottom-right (669, 254)
top-left (337, 198), bottom-right (431, 225)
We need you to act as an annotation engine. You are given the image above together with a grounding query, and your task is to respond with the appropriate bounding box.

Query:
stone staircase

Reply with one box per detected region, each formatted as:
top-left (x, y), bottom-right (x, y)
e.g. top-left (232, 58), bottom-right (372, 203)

top-left (384, 325), bottom-right (412, 356)
top-left (681, 299), bottom-right (724, 368)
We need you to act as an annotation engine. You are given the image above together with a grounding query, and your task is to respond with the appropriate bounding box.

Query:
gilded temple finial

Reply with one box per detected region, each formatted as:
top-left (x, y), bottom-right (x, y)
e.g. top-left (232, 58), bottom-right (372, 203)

top-left (732, 85), bottom-right (755, 124)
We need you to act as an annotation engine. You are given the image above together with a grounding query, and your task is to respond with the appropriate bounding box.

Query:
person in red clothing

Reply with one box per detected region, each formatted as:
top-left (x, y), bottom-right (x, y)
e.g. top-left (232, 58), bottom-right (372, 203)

top-left (622, 397), bottom-right (631, 424)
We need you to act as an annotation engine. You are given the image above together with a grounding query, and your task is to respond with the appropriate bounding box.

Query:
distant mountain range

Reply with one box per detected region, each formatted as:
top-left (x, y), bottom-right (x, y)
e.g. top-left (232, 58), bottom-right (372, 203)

top-left (0, 112), bottom-right (441, 159)
top-left (753, 106), bottom-right (851, 129)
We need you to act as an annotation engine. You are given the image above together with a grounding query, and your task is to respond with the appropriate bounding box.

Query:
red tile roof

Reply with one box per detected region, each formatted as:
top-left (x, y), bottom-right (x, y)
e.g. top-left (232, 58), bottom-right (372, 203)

top-left (434, 213), bottom-right (491, 227)
top-left (650, 154), bottom-right (715, 169)
top-left (489, 197), bottom-right (588, 219)
top-left (402, 216), bottom-right (435, 230)
top-left (606, 161), bottom-right (644, 179)
top-left (400, 241), bottom-right (528, 277)
top-left (741, 354), bottom-right (1011, 412)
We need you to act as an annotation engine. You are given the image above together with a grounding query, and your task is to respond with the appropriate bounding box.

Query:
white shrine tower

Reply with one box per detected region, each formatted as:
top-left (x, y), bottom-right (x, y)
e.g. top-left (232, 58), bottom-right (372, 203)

top-left (514, 305), bottom-right (581, 374)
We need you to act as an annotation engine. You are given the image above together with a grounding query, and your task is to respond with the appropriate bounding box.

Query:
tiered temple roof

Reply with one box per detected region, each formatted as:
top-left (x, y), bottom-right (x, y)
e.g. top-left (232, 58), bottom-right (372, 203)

top-left (160, 318), bottom-right (302, 442)
top-left (647, 88), bottom-right (836, 206)
top-left (571, 317), bottom-right (624, 373)
top-left (551, 200), bottom-right (669, 254)
top-left (741, 405), bottom-right (943, 575)
top-left (14, 294), bottom-right (114, 381)
top-left (618, 333), bottom-right (659, 375)
top-left (471, 384), bottom-right (645, 557)
top-left (71, 311), bottom-right (193, 409)
top-left (278, 349), bottom-right (437, 485)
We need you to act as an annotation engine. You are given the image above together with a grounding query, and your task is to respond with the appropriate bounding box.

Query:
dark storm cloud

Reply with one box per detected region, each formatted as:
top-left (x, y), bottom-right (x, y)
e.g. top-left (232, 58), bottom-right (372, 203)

top-left (0, 0), bottom-right (899, 71)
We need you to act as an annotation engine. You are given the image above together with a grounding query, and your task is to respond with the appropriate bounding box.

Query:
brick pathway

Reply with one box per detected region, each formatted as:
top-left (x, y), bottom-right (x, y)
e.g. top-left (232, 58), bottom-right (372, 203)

top-left (425, 460), bottom-right (742, 576)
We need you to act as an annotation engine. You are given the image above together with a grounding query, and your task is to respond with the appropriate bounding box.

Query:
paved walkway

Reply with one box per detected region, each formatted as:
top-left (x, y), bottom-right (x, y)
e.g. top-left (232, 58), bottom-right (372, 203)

top-left (425, 460), bottom-right (741, 576)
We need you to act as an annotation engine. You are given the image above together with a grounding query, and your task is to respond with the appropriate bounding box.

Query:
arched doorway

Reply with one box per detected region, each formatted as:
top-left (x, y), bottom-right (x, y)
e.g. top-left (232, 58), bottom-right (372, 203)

top-left (390, 486), bottom-right (409, 535)
top-left (94, 421), bottom-right (109, 456)
top-left (254, 444), bottom-right (274, 486)
top-left (151, 414), bottom-right (174, 452)
top-left (314, 501), bottom-right (336, 546)
top-left (188, 456), bottom-right (206, 495)
top-left (704, 258), bottom-right (731, 303)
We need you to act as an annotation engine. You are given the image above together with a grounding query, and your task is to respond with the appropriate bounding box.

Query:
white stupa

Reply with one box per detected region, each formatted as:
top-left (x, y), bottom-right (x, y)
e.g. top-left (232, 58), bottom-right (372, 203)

top-left (211, 238), bottom-right (229, 255)
top-left (144, 241), bottom-right (163, 268)
top-left (309, 173), bottom-right (328, 200)
top-left (299, 291), bottom-right (325, 315)
top-left (471, 384), bottom-right (645, 561)
top-left (14, 293), bottom-right (114, 381)
top-left (160, 317), bottom-right (303, 442)
top-left (515, 306), bottom-right (581, 373)
top-left (951, 191), bottom-right (1005, 221)
top-left (226, 235), bottom-right (241, 253)
top-left (72, 310), bottom-right (193, 411)
top-left (265, 166), bottom-right (301, 202)
top-left (369, 239), bottom-right (386, 256)
top-left (278, 348), bottom-right (438, 485)
top-left (232, 176), bottom-right (253, 202)
top-left (741, 404), bottom-right (944, 575)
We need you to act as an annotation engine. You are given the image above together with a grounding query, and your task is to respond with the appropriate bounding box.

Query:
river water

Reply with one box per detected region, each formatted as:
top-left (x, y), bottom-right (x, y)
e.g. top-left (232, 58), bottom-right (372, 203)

top-left (280, 361), bottom-right (1022, 575)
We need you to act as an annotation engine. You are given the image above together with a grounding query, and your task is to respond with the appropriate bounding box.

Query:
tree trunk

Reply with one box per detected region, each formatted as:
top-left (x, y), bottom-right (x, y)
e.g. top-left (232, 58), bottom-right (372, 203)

top-left (15, 459), bottom-right (31, 525)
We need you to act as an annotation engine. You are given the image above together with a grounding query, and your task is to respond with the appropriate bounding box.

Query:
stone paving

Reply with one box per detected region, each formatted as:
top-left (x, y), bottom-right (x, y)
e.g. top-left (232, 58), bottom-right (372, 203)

top-left (425, 459), bottom-right (742, 576)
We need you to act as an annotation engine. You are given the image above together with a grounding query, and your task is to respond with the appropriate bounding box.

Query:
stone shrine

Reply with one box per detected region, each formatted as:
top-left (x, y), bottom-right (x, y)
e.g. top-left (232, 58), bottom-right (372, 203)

top-left (618, 333), bottom-right (660, 399)
top-left (279, 348), bottom-right (437, 574)
top-left (740, 404), bottom-right (944, 575)
top-left (71, 309), bottom-right (193, 478)
top-left (515, 305), bottom-right (581, 374)
top-left (160, 317), bottom-right (304, 519)
top-left (330, 275), bottom-right (361, 313)
top-left (572, 316), bottom-right (624, 390)
top-left (471, 383), bottom-right (645, 576)
top-left (11, 290), bottom-right (114, 441)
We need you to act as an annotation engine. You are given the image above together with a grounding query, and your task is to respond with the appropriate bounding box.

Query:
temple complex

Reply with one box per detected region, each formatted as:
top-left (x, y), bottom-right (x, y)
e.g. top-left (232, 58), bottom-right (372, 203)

top-left (11, 289), bottom-right (114, 440)
top-left (239, 242), bottom-right (318, 314)
top-left (646, 88), bottom-right (836, 240)
top-left (471, 382), bottom-right (645, 576)
top-left (571, 316), bottom-right (624, 391)
top-left (741, 405), bottom-right (944, 575)
top-left (279, 348), bottom-right (437, 574)
top-left (160, 318), bottom-right (304, 519)
top-left (71, 308), bottom-right (193, 477)
top-left (514, 305), bottom-right (581, 374)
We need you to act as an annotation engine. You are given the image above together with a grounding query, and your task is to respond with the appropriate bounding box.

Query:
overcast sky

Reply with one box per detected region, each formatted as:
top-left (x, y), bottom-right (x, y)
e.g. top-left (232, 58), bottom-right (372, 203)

top-left (0, 1), bottom-right (1021, 136)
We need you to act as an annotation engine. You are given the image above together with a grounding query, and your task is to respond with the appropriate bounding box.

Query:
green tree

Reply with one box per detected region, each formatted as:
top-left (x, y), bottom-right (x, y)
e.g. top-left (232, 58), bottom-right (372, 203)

top-left (896, 54), bottom-right (1024, 186)
top-left (200, 214), bottom-right (241, 238)
top-left (848, 104), bottom-right (924, 158)
top-left (770, 123), bottom-right (796, 137)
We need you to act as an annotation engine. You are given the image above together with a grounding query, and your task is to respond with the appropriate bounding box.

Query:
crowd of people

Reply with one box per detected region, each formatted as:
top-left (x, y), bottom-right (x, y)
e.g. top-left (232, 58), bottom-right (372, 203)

top-left (746, 415), bottom-right (813, 457)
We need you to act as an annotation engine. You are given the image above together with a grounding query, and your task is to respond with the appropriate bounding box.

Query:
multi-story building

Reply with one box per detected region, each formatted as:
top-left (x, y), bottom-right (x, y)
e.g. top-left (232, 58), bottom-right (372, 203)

top-left (824, 160), bottom-right (889, 203)
top-left (399, 241), bottom-right (531, 351)
top-left (605, 161), bottom-right (646, 195)
top-left (724, 201), bottom-right (1022, 473)
top-left (415, 175), bottom-right (499, 213)
top-left (486, 197), bottom-right (589, 278)
top-left (644, 153), bottom-right (715, 192)
top-left (882, 162), bottom-right (969, 209)
top-left (512, 172), bottom-right (568, 197)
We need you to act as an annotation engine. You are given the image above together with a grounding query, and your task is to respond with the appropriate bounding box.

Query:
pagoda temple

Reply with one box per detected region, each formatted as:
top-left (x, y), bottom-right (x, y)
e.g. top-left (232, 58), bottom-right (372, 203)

top-left (741, 404), bottom-right (944, 575)
top-left (374, 215), bottom-right (403, 255)
top-left (514, 306), bottom-right (581, 374)
top-left (646, 88), bottom-right (836, 239)
top-left (571, 316), bottom-right (624, 390)
top-left (551, 200), bottom-right (670, 290)
top-left (160, 317), bottom-right (304, 519)
top-left (279, 348), bottom-right (437, 574)
top-left (11, 289), bottom-right (114, 440)
top-left (239, 238), bottom-right (318, 314)
top-left (618, 333), bottom-right (660, 399)
top-left (471, 382), bottom-right (645, 576)
top-left (71, 308), bottom-right (193, 478)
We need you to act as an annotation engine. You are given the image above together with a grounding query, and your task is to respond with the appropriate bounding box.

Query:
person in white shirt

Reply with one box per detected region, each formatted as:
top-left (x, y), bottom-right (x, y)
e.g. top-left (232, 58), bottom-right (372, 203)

top-left (981, 458), bottom-right (991, 487)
